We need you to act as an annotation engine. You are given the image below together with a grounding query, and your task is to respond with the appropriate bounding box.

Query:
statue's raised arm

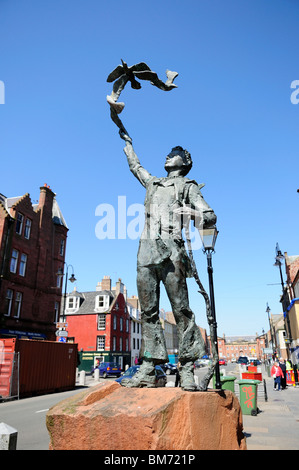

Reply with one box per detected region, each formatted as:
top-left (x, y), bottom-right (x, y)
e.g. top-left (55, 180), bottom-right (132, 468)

top-left (119, 129), bottom-right (151, 188)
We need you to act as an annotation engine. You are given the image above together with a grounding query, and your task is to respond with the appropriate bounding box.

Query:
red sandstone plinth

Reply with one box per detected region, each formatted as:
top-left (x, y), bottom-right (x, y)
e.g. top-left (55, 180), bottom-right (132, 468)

top-left (46, 382), bottom-right (246, 450)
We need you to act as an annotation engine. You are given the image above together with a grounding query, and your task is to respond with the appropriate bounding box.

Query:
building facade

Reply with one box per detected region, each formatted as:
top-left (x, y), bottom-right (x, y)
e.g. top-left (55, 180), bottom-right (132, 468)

top-left (127, 295), bottom-right (142, 365)
top-left (63, 276), bottom-right (131, 371)
top-left (284, 252), bottom-right (299, 363)
top-left (0, 185), bottom-right (68, 341)
top-left (208, 334), bottom-right (266, 361)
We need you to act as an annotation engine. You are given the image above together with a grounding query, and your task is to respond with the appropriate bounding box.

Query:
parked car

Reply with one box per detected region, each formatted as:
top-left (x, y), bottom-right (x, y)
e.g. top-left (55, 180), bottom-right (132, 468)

top-left (160, 362), bottom-right (178, 375)
top-left (249, 359), bottom-right (261, 366)
top-left (115, 365), bottom-right (167, 387)
top-left (199, 358), bottom-right (212, 367)
top-left (194, 360), bottom-right (203, 368)
top-left (219, 358), bottom-right (226, 365)
top-left (96, 362), bottom-right (122, 378)
top-left (231, 357), bottom-right (237, 363)
top-left (237, 356), bottom-right (249, 365)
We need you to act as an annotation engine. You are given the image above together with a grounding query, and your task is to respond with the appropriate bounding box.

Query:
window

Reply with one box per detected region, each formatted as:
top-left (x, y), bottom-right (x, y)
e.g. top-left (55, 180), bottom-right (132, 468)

top-left (56, 268), bottom-right (63, 288)
top-left (54, 302), bottom-right (60, 323)
top-left (113, 315), bottom-right (117, 330)
top-left (126, 319), bottom-right (129, 333)
top-left (10, 249), bottom-right (19, 273)
top-left (4, 289), bottom-right (13, 316)
top-left (98, 314), bottom-right (106, 330)
top-left (119, 337), bottom-right (123, 351)
top-left (19, 253), bottom-right (27, 276)
top-left (120, 317), bottom-right (123, 331)
top-left (24, 219), bottom-right (31, 239)
top-left (112, 336), bottom-right (116, 351)
top-left (66, 296), bottom-right (79, 312)
top-left (59, 239), bottom-right (65, 256)
top-left (14, 292), bottom-right (22, 318)
top-left (94, 294), bottom-right (109, 312)
top-left (16, 213), bottom-right (24, 235)
top-left (97, 336), bottom-right (105, 351)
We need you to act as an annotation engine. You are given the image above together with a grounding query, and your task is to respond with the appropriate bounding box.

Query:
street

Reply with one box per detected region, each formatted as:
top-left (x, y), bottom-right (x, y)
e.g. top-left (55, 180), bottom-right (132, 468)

top-left (0, 363), bottom-right (236, 450)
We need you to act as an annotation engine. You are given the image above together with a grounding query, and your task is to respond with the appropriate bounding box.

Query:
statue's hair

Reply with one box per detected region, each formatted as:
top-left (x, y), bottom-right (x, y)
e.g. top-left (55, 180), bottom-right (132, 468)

top-left (171, 146), bottom-right (193, 175)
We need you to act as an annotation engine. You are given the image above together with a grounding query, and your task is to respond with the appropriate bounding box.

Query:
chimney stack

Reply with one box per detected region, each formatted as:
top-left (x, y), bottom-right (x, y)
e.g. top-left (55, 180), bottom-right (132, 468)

top-left (98, 275), bottom-right (112, 291)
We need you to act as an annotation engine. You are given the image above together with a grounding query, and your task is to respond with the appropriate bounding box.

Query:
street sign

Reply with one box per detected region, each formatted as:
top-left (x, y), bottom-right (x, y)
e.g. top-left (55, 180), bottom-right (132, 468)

top-left (56, 330), bottom-right (68, 337)
top-left (58, 337), bottom-right (67, 342)
top-left (56, 322), bottom-right (68, 328)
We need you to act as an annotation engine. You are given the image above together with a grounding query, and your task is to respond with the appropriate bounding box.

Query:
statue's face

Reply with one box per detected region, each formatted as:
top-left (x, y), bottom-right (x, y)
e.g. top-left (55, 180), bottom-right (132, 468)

top-left (165, 149), bottom-right (186, 172)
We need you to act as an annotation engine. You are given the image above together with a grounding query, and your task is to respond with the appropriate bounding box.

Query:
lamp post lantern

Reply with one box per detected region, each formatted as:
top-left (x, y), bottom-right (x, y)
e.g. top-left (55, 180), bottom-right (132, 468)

top-left (200, 226), bottom-right (221, 389)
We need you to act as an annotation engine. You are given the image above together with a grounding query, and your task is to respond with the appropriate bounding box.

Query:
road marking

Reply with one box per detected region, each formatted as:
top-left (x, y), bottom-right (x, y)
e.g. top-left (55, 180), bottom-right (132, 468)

top-left (35, 409), bottom-right (49, 413)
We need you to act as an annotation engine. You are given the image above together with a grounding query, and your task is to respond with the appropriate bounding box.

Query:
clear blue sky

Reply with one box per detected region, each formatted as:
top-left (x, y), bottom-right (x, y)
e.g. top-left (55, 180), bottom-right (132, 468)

top-left (1, 0), bottom-right (298, 336)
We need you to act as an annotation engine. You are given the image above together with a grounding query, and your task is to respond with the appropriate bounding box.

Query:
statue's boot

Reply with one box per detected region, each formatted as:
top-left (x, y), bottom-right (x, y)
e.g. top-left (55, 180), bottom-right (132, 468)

top-left (120, 360), bottom-right (156, 388)
top-left (180, 361), bottom-right (198, 391)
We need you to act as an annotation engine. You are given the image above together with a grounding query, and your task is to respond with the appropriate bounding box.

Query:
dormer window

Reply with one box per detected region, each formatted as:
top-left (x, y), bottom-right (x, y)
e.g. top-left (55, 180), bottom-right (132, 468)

top-left (66, 296), bottom-right (80, 313)
top-left (94, 294), bottom-right (109, 312)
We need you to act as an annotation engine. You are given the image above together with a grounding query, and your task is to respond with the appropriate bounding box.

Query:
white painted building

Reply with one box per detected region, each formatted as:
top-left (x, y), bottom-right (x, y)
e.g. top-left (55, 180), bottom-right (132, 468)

top-left (127, 296), bottom-right (142, 366)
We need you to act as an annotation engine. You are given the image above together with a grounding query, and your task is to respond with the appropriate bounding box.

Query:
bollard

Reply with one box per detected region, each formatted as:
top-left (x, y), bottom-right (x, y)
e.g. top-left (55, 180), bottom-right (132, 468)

top-left (79, 370), bottom-right (86, 386)
top-left (94, 368), bottom-right (100, 381)
top-left (0, 423), bottom-right (18, 450)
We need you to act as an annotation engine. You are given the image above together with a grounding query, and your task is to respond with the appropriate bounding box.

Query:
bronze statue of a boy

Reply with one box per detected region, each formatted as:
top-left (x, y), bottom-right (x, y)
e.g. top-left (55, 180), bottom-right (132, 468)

top-left (119, 130), bottom-right (217, 391)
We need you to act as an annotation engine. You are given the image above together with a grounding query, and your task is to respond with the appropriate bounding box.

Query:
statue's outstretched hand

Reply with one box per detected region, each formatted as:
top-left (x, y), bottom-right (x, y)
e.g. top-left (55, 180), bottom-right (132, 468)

top-left (119, 129), bottom-right (132, 144)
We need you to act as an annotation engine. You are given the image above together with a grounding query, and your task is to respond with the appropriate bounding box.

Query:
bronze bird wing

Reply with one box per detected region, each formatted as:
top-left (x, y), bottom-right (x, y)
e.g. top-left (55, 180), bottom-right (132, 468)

top-left (107, 62), bottom-right (151, 83)
top-left (107, 65), bottom-right (125, 83)
top-left (134, 69), bottom-right (178, 91)
top-left (130, 62), bottom-right (152, 73)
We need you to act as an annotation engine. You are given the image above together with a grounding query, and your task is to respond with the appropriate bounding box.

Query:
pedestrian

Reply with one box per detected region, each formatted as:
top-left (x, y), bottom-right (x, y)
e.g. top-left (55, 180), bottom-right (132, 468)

top-left (279, 358), bottom-right (287, 389)
top-left (175, 362), bottom-right (181, 387)
top-left (271, 361), bottom-right (284, 391)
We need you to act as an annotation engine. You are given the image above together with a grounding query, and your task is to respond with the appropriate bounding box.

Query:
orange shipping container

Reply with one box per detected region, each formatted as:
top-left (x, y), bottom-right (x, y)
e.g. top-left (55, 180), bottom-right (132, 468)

top-left (0, 338), bottom-right (78, 398)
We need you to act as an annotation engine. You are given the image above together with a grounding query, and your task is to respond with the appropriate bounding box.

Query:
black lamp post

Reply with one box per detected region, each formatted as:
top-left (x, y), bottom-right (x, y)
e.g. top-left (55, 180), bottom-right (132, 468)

top-left (274, 243), bottom-right (292, 359)
top-left (266, 303), bottom-right (275, 357)
top-left (200, 226), bottom-right (221, 389)
top-left (59, 263), bottom-right (77, 324)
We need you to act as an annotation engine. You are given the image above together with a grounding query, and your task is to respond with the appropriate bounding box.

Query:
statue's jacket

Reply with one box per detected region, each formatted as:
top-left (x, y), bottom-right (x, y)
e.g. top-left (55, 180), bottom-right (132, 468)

top-left (124, 143), bottom-right (217, 276)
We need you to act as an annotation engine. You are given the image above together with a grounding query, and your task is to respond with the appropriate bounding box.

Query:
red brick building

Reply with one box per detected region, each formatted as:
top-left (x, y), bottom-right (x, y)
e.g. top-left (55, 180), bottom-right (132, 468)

top-left (0, 185), bottom-right (68, 341)
top-left (208, 334), bottom-right (266, 361)
top-left (63, 276), bottom-right (131, 371)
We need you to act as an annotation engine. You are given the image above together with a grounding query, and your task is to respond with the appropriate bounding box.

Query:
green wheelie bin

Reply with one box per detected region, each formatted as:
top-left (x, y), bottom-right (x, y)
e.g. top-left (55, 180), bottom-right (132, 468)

top-left (236, 379), bottom-right (261, 416)
top-left (221, 376), bottom-right (237, 392)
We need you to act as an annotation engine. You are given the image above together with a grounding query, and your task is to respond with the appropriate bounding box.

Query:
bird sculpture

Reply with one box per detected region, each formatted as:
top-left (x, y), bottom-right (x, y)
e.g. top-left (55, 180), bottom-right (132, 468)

top-left (106, 60), bottom-right (178, 114)
top-left (106, 60), bottom-right (178, 136)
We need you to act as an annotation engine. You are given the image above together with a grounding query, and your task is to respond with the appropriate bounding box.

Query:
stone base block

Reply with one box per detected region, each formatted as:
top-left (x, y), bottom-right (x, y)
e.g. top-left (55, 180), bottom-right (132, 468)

top-left (46, 382), bottom-right (246, 450)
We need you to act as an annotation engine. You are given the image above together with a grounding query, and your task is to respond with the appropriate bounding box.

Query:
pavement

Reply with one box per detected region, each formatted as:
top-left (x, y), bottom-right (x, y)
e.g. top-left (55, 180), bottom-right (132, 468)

top-left (238, 369), bottom-right (299, 450)
top-left (76, 367), bottom-right (299, 451)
